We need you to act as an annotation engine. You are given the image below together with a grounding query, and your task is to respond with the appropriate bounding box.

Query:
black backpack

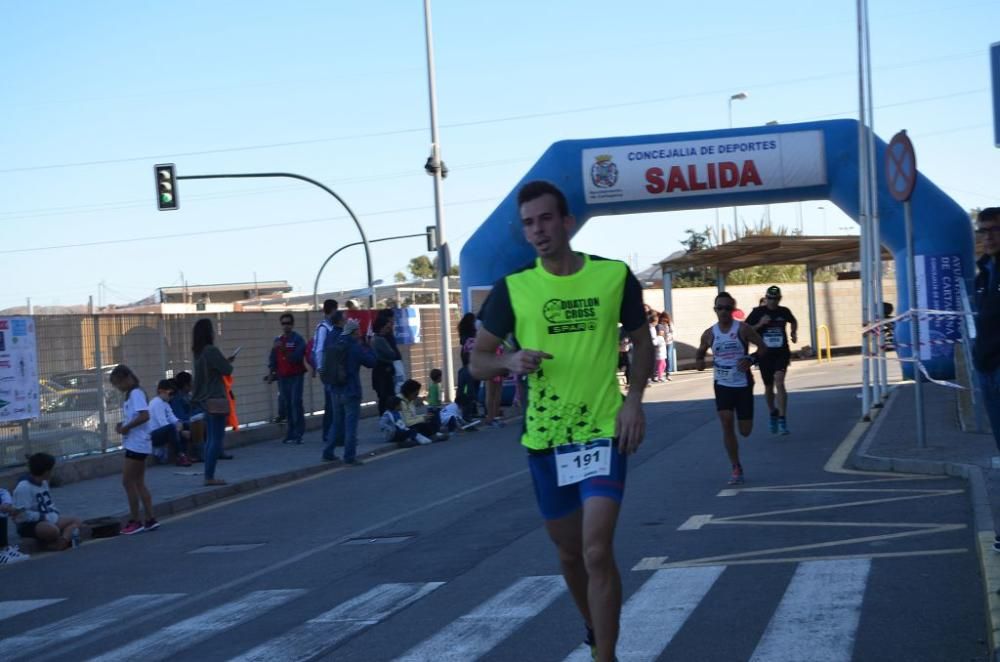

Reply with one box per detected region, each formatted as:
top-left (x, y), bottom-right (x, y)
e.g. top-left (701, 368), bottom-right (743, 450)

top-left (321, 337), bottom-right (350, 387)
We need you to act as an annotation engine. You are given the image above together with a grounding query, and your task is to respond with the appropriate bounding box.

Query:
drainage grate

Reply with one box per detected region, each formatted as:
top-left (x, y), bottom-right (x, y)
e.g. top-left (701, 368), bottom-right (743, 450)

top-left (190, 543), bottom-right (267, 554)
top-left (342, 534), bottom-right (415, 545)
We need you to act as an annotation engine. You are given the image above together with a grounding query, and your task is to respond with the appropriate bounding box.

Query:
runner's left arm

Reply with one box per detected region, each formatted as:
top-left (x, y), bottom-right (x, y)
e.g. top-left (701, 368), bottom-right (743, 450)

top-left (742, 323), bottom-right (768, 358)
top-left (787, 308), bottom-right (799, 344)
top-left (617, 268), bottom-right (650, 454)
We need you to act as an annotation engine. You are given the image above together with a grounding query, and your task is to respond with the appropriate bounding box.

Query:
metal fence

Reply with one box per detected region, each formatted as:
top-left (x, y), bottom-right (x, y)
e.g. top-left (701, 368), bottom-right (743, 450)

top-left (0, 307), bottom-right (460, 468)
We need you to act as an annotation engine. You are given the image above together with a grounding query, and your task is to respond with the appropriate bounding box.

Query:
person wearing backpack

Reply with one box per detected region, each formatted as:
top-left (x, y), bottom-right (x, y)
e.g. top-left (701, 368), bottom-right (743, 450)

top-left (269, 313), bottom-right (308, 445)
top-left (322, 318), bottom-right (376, 465)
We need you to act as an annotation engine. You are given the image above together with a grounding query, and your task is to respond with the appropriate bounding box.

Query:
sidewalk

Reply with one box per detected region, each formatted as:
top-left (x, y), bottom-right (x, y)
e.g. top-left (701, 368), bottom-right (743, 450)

top-left (849, 381), bottom-right (1000, 660)
top-left (8, 413), bottom-right (404, 548)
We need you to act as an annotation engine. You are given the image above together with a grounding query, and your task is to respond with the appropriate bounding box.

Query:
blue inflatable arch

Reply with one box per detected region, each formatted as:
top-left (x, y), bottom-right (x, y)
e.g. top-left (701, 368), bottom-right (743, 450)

top-left (459, 119), bottom-right (973, 379)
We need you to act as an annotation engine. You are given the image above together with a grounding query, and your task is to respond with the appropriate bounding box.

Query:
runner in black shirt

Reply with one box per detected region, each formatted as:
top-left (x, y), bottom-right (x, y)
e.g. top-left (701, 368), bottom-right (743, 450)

top-left (746, 286), bottom-right (798, 435)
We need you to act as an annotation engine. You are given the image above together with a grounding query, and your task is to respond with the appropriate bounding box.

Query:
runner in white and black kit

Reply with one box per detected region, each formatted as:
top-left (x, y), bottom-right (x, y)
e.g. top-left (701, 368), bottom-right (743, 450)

top-left (696, 292), bottom-right (767, 485)
top-left (746, 285), bottom-right (798, 435)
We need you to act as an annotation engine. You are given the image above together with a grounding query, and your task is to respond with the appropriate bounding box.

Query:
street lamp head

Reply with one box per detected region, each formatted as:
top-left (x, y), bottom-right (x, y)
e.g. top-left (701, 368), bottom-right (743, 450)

top-left (730, 92), bottom-right (748, 101)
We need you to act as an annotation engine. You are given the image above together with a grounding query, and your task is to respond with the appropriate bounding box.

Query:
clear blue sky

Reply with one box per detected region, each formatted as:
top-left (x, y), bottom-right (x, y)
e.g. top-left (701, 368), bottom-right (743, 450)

top-left (1, 0), bottom-right (998, 309)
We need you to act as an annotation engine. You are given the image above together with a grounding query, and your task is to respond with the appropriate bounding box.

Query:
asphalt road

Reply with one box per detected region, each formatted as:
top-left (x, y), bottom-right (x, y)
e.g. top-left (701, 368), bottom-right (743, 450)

top-left (0, 358), bottom-right (987, 661)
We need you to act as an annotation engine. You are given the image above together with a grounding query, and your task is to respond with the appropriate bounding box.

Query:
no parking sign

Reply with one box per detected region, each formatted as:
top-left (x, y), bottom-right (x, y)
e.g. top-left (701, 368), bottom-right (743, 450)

top-left (885, 131), bottom-right (916, 203)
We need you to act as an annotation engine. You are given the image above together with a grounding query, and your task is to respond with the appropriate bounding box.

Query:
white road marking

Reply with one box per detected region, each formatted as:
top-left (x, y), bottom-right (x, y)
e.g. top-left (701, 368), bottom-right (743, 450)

top-left (563, 565), bottom-right (725, 661)
top-left (395, 575), bottom-right (565, 661)
top-left (89, 589), bottom-right (305, 662)
top-left (0, 599), bottom-right (63, 620)
top-left (749, 559), bottom-right (870, 662)
top-left (0, 594), bottom-right (184, 661)
top-left (716, 489), bottom-right (740, 497)
top-left (230, 582), bottom-right (443, 662)
top-left (677, 514), bottom-right (713, 530)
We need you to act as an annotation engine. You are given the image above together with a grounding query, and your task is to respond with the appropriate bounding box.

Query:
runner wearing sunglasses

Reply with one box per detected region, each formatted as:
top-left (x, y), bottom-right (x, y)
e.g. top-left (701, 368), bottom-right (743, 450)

top-left (695, 291), bottom-right (767, 485)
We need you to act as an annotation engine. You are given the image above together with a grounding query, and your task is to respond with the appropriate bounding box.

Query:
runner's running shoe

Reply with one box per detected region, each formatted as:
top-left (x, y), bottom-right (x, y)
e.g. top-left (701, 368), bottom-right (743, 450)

top-left (728, 465), bottom-right (745, 485)
top-left (777, 417), bottom-right (790, 435)
top-left (769, 412), bottom-right (779, 434)
top-left (584, 625), bottom-right (596, 661)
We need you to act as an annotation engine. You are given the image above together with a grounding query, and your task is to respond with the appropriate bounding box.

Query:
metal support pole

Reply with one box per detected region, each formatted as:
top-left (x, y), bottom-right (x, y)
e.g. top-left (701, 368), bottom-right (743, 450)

top-left (662, 269), bottom-right (674, 318)
top-left (423, 0), bottom-right (456, 403)
top-left (807, 266), bottom-right (819, 353)
top-left (313, 233), bottom-right (427, 311)
top-left (904, 201), bottom-right (926, 447)
top-left (92, 315), bottom-right (108, 453)
top-left (856, 0), bottom-right (872, 420)
top-left (716, 270), bottom-right (726, 293)
top-left (862, 0), bottom-right (888, 403)
top-left (177, 172), bottom-right (376, 309)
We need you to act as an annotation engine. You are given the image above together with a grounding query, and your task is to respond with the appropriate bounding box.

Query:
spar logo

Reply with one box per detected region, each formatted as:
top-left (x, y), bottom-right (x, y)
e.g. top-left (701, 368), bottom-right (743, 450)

top-left (543, 297), bottom-right (600, 335)
top-left (591, 154), bottom-right (618, 189)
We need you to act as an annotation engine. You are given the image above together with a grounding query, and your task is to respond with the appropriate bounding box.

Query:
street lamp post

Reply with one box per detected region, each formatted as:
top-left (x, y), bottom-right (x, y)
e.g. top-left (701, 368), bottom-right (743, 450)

top-left (313, 233), bottom-right (427, 311)
top-left (423, 0), bottom-right (456, 403)
top-left (728, 92), bottom-right (748, 235)
top-left (174, 171), bottom-right (376, 308)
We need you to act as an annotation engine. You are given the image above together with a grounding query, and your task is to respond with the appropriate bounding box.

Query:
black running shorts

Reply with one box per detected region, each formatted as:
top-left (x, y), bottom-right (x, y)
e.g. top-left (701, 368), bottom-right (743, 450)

top-left (714, 383), bottom-right (755, 420)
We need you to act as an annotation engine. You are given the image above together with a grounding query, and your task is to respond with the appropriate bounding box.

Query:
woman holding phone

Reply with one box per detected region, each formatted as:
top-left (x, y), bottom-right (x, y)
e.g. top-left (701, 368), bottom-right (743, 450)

top-left (191, 318), bottom-right (236, 486)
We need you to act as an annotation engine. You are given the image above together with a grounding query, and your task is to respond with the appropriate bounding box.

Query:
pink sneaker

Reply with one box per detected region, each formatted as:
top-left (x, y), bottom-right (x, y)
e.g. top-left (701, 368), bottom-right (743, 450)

top-left (121, 520), bottom-right (145, 535)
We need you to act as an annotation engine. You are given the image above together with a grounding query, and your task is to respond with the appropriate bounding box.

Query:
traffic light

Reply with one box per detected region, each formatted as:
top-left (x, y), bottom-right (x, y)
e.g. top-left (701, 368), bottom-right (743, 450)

top-left (154, 164), bottom-right (179, 211)
top-left (426, 225), bottom-right (438, 252)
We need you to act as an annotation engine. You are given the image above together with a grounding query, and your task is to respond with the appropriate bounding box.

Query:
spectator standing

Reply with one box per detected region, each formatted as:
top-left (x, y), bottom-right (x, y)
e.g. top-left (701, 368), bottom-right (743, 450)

top-left (191, 318), bottom-right (235, 486)
top-left (13, 453), bottom-right (82, 550)
top-left (323, 318), bottom-right (376, 465)
top-left (109, 365), bottom-right (158, 535)
top-left (974, 208), bottom-right (1000, 462)
top-left (269, 313), bottom-right (308, 445)
top-left (658, 312), bottom-right (675, 379)
top-left (312, 299), bottom-right (339, 450)
top-left (457, 314), bottom-right (481, 418)
top-left (650, 317), bottom-right (667, 383)
top-left (371, 316), bottom-right (399, 414)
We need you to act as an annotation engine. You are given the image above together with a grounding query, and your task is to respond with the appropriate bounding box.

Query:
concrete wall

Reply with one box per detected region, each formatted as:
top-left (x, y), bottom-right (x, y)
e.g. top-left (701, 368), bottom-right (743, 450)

top-left (645, 279), bottom-right (897, 366)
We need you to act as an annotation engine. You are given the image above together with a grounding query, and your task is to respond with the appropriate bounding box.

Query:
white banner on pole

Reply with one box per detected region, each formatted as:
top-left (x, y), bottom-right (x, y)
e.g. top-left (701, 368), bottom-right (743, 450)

top-left (582, 130), bottom-right (827, 205)
top-left (0, 317), bottom-right (40, 422)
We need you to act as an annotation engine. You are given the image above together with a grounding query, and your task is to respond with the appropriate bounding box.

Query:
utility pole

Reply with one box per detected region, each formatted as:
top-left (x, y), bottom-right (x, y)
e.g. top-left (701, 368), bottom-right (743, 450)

top-left (423, 0), bottom-right (456, 402)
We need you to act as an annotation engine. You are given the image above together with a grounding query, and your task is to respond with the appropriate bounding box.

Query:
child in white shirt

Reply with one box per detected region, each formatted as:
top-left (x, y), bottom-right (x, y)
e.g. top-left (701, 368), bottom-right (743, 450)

top-left (0, 486), bottom-right (30, 563)
top-left (12, 452), bottom-right (81, 552)
top-left (149, 379), bottom-right (192, 467)
top-left (110, 365), bottom-right (157, 536)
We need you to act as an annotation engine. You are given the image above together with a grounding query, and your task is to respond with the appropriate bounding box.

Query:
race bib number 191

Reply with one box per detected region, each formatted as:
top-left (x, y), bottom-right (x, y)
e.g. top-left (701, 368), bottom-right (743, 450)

top-left (555, 438), bottom-right (612, 486)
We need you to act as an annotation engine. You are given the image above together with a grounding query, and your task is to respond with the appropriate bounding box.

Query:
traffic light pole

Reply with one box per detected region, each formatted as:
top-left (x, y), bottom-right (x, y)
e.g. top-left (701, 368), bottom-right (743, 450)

top-left (313, 233), bottom-right (428, 311)
top-left (175, 172), bottom-right (376, 308)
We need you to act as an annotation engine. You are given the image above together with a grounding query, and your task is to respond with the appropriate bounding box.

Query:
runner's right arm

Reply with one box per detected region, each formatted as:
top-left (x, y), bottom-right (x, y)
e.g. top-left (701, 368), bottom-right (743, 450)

top-left (694, 329), bottom-right (713, 371)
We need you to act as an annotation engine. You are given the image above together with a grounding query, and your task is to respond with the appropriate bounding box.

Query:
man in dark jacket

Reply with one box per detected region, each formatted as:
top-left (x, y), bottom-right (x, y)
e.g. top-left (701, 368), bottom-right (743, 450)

top-left (269, 313), bottom-right (307, 444)
top-left (325, 318), bottom-right (376, 465)
top-left (974, 207), bottom-right (1000, 452)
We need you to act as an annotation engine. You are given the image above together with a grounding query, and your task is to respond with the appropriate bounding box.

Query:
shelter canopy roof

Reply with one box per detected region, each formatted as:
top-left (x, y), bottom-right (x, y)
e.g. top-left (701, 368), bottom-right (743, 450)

top-left (658, 235), bottom-right (891, 273)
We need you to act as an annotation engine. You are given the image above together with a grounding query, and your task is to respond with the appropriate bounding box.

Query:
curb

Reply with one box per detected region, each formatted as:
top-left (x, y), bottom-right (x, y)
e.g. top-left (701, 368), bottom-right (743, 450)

top-left (847, 391), bottom-right (1000, 660)
top-left (85, 440), bottom-right (400, 529)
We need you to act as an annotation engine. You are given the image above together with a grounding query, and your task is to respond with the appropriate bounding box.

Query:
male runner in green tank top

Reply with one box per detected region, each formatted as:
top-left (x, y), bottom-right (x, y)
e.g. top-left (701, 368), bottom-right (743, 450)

top-left (472, 181), bottom-right (652, 662)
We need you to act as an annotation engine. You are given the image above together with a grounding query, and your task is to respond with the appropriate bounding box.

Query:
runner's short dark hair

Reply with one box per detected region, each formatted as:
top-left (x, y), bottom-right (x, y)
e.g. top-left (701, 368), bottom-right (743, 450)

top-left (280, 313), bottom-right (294, 325)
top-left (979, 208), bottom-right (1000, 224)
top-left (323, 299), bottom-right (338, 315)
top-left (517, 181), bottom-right (569, 217)
top-left (715, 291), bottom-right (736, 304)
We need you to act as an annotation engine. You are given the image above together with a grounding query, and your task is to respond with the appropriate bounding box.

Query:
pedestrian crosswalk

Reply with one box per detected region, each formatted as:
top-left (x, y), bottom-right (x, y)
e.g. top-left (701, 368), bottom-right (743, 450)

top-left (0, 558), bottom-right (876, 661)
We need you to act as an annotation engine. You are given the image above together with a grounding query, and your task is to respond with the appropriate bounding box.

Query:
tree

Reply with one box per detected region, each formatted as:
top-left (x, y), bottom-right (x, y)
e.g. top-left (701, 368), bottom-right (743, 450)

top-left (394, 271), bottom-right (407, 283)
top-left (408, 255), bottom-right (435, 279)
top-left (448, 264), bottom-right (460, 277)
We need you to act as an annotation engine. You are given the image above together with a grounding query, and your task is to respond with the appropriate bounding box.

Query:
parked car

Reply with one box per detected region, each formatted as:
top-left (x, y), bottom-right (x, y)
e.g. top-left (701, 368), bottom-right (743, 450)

top-left (0, 427), bottom-right (106, 469)
top-left (38, 389), bottom-right (121, 432)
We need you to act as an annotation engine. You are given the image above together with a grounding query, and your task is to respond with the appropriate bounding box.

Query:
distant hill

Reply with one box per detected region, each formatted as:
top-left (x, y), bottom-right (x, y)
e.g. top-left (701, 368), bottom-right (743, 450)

top-left (0, 305), bottom-right (90, 315)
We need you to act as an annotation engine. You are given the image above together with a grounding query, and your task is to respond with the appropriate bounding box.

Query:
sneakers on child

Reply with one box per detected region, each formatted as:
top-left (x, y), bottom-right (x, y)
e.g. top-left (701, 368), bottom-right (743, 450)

top-left (144, 519), bottom-right (160, 531)
top-left (121, 520), bottom-right (145, 535)
top-left (415, 434), bottom-right (433, 445)
top-left (0, 545), bottom-right (30, 564)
